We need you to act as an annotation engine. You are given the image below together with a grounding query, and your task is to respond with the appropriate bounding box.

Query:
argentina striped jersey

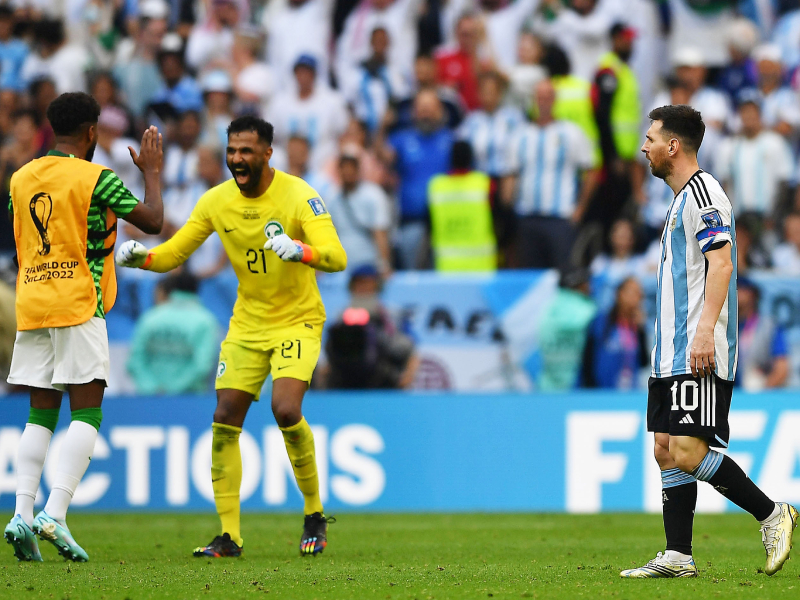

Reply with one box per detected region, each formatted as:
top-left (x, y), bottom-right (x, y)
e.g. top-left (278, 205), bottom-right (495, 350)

top-left (652, 170), bottom-right (738, 381)
top-left (458, 106), bottom-right (525, 177)
top-left (506, 120), bottom-right (594, 219)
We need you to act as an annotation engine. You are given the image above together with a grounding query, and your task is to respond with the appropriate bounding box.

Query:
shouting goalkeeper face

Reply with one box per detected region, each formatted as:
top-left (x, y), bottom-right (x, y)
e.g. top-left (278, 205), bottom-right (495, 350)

top-left (226, 116), bottom-right (275, 195)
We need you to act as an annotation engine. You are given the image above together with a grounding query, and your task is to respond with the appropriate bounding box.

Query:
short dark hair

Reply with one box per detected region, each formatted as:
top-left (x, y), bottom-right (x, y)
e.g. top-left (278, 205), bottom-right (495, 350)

top-left (542, 44), bottom-right (570, 77)
top-left (160, 271), bottom-right (199, 296)
top-left (227, 116), bottom-right (274, 145)
top-left (46, 92), bottom-right (101, 137)
top-left (648, 104), bottom-right (705, 154)
top-left (451, 141), bottom-right (473, 170)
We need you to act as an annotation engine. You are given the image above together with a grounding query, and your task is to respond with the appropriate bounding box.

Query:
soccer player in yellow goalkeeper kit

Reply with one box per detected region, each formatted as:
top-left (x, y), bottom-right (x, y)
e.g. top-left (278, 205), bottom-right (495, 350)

top-left (115, 116), bottom-right (346, 558)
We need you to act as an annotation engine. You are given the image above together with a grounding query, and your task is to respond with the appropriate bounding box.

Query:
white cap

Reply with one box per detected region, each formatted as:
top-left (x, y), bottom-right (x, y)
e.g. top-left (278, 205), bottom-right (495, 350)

top-left (673, 47), bottom-right (705, 68)
top-left (139, 0), bottom-right (169, 20)
top-left (727, 17), bottom-right (759, 55)
top-left (160, 32), bottom-right (183, 53)
top-left (201, 69), bottom-right (233, 93)
top-left (752, 43), bottom-right (782, 64)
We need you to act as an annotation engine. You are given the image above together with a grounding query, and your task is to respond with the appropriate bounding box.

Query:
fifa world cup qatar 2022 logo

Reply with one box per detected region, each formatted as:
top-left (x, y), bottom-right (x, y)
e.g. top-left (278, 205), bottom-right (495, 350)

top-left (29, 192), bottom-right (53, 256)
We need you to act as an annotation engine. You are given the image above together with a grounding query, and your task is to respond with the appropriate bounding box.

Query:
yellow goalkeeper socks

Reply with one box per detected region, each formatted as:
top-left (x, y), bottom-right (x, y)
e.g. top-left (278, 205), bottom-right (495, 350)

top-left (280, 418), bottom-right (324, 515)
top-left (211, 423), bottom-right (243, 546)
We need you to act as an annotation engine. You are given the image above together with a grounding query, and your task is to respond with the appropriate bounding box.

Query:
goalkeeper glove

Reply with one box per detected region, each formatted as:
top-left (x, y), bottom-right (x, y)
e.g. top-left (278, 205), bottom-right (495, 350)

top-left (115, 240), bottom-right (150, 268)
top-left (264, 233), bottom-right (311, 263)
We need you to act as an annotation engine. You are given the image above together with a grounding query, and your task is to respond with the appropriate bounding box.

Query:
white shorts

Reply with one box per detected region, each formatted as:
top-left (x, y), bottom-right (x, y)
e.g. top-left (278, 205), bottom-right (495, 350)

top-left (7, 317), bottom-right (110, 391)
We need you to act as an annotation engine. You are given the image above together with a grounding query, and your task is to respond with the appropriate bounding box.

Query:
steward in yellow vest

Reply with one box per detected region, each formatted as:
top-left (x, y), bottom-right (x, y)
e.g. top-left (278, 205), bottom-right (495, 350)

top-left (593, 27), bottom-right (641, 163)
top-left (428, 141), bottom-right (496, 272)
top-left (5, 92), bottom-right (164, 563)
top-left (541, 44), bottom-right (602, 168)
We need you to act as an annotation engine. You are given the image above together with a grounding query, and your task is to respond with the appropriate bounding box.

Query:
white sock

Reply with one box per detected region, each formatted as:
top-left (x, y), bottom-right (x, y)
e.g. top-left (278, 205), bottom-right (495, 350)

top-left (760, 503), bottom-right (781, 524)
top-left (664, 550), bottom-right (692, 562)
top-left (43, 421), bottom-right (98, 521)
top-left (14, 424), bottom-right (53, 527)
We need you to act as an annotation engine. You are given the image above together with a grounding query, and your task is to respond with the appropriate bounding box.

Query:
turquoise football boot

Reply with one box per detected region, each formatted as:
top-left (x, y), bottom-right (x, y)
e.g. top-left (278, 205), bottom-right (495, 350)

top-left (4, 515), bottom-right (43, 562)
top-left (32, 511), bottom-right (88, 562)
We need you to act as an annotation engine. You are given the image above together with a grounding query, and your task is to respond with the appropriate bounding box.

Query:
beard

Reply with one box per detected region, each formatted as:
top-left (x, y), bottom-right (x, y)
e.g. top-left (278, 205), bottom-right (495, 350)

top-left (416, 118), bottom-right (440, 134)
top-left (228, 159), bottom-right (264, 193)
top-left (85, 141), bottom-right (97, 162)
top-left (649, 157), bottom-right (672, 181)
top-left (617, 48), bottom-right (632, 63)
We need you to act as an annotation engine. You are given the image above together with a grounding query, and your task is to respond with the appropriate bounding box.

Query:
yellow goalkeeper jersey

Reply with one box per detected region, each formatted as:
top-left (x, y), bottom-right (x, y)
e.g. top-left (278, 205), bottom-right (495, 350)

top-left (145, 170), bottom-right (346, 344)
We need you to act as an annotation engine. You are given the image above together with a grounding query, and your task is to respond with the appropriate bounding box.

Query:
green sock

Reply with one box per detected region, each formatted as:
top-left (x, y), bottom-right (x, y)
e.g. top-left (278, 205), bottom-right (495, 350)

top-left (71, 407), bottom-right (103, 430)
top-left (28, 407), bottom-right (60, 432)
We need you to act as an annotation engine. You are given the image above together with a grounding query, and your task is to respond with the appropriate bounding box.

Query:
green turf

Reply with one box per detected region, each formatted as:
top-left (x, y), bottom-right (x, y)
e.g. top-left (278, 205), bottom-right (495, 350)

top-left (0, 513), bottom-right (797, 599)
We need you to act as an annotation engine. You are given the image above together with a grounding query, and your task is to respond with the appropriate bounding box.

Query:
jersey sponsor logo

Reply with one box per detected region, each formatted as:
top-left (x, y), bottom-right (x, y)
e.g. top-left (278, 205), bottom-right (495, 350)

top-left (701, 210), bottom-right (723, 229)
top-left (30, 192), bottom-right (53, 256)
top-left (264, 221), bottom-right (285, 239)
top-left (307, 197), bottom-right (327, 216)
top-left (216, 361), bottom-right (226, 378)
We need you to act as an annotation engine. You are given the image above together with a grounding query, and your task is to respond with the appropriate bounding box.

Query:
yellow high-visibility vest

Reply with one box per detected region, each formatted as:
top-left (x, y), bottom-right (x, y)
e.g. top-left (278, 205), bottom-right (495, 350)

top-left (428, 171), bottom-right (496, 272)
top-left (597, 51), bottom-right (641, 160)
top-left (11, 156), bottom-right (117, 330)
top-left (551, 75), bottom-right (602, 167)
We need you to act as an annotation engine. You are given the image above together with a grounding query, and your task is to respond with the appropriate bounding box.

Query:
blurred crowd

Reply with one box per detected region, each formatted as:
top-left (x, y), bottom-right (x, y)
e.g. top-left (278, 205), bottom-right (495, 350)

top-left (0, 0), bottom-right (799, 392)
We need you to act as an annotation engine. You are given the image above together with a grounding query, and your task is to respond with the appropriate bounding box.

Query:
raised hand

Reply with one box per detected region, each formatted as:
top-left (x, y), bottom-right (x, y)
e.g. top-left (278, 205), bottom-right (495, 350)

top-left (128, 126), bottom-right (163, 175)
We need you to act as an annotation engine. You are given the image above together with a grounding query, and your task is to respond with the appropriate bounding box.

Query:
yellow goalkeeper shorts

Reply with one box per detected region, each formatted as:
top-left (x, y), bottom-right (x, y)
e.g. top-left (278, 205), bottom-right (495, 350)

top-left (215, 329), bottom-right (322, 400)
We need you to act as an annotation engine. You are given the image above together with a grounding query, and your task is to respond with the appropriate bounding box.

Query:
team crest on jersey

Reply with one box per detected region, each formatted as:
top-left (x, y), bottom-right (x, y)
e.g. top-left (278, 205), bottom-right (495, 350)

top-left (264, 221), bottom-right (285, 239)
top-left (669, 214), bottom-right (678, 231)
top-left (307, 197), bottom-right (327, 216)
top-left (217, 361), bottom-right (226, 378)
top-left (701, 210), bottom-right (723, 229)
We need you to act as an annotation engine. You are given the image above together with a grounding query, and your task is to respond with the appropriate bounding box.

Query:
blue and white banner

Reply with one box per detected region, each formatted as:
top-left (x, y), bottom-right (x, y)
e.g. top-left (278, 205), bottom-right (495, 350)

top-left (107, 270), bottom-right (800, 392)
top-left (2, 392), bottom-right (799, 512)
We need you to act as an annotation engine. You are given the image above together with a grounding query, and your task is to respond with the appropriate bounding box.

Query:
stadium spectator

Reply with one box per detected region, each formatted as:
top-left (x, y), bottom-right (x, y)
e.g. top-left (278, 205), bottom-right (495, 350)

top-left (0, 110), bottom-right (39, 261)
top-left (92, 107), bottom-right (143, 201)
top-left (588, 22), bottom-right (643, 232)
top-left (393, 53), bottom-right (464, 131)
top-left (581, 276), bottom-right (648, 389)
top-left (503, 79), bottom-right (600, 269)
top-left (772, 212), bottom-right (800, 275)
top-left (185, 0), bottom-right (241, 72)
top-left (435, 12), bottom-right (484, 111)
top-left (323, 265), bottom-right (418, 389)
top-left (668, 0), bottom-right (738, 69)
top-left (535, 0), bottom-right (623, 82)
top-left (457, 71), bottom-right (524, 180)
top-left (336, 0), bottom-right (420, 92)
top-left (753, 44), bottom-right (800, 139)
top-left (0, 6), bottom-right (28, 93)
top-left (285, 135), bottom-right (333, 198)
top-left (507, 31), bottom-right (547, 111)
top-left (163, 110), bottom-right (202, 197)
top-left (737, 277), bottom-right (790, 390)
top-left (536, 266), bottom-right (597, 391)
top-left (715, 93), bottom-right (794, 225)
top-left (428, 140), bottom-right (496, 272)
top-left (478, 0), bottom-right (540, 72)
top-left (150, 33), bottom-right (204, 115)
top-left (199, 70), bottom-right (235, 150)
top-left (326, 149), bottom-right (392, 275)
top-left (127, 272), bottom-right (219, 395)
top-left (113, 0), bottom-right (168, 117)
top-left (266, 54), bottom-right (349, 170)
top-left (590, 218), bottom-right (640, 281)
top-left (736, 216), bottom-right (772, 273)
top-left (20, 19), bottom-right (89, 94)
top-left (264, 0), bottom-right (333, 89)
top-left (541, 44), bottom-right (600, 165)
top-left (230, 26), bottom-right (273, 108)
top-left (345, 27), bottom-right (408, 135)
top-left (27, 78), bottom-right (56, 155)
top-left (717, 17), bottom-right (760, 104)
top-left (380, 88), bottom-right (453, 269)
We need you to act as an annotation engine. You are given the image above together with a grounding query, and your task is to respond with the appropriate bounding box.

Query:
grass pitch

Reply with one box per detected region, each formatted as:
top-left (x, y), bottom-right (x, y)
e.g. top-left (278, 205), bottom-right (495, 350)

top-left (0, 513), bottom-right (797, 600)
